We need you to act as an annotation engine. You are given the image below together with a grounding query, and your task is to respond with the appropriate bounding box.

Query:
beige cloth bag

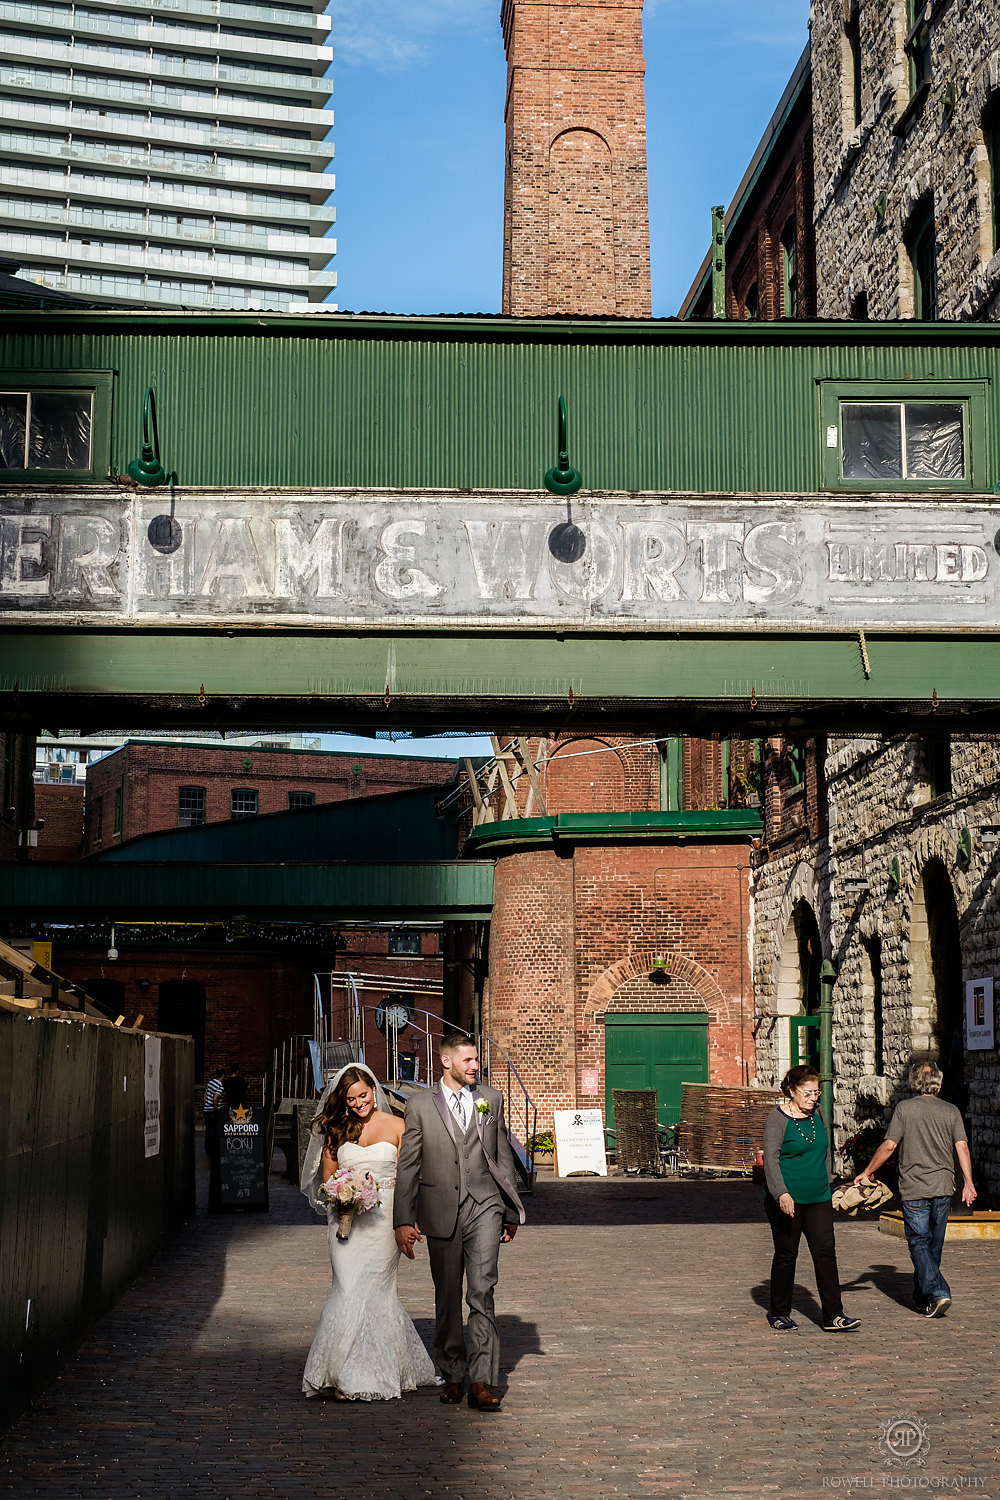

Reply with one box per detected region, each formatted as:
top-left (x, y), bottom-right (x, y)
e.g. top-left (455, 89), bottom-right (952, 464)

top-left (831, 1176), bottom-right (894, 1215)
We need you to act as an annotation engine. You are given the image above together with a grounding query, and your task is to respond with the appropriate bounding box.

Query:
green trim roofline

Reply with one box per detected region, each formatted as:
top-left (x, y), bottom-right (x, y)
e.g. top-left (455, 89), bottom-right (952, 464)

top-left (8, 308), bottom-right (1000, 343)
top-left (464, 810), bottom-right (762, 855)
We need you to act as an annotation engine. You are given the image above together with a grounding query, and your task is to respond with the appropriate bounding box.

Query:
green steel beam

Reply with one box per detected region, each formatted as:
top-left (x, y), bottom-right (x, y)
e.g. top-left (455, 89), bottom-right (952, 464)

top-left (464, 810), bottom-right (762, 855)
top-left (2, 629), bottom-right (1000, 733)
top-left (0, 862), bottom-right (495, 921)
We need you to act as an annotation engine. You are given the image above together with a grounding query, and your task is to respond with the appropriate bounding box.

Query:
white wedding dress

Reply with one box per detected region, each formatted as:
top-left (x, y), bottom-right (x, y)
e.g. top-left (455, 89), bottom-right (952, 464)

top-left (302, 1141), bottom-right (437, 1400)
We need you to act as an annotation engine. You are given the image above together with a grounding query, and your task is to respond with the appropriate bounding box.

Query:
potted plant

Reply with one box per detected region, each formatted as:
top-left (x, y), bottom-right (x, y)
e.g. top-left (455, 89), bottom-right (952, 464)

top-left (529, 1130), bottom-right (555, 1163)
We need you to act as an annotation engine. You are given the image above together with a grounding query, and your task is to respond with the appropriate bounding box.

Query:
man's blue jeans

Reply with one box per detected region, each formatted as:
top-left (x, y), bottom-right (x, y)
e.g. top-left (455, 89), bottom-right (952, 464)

top-left (900, 1196), bottom-right (952, 1305)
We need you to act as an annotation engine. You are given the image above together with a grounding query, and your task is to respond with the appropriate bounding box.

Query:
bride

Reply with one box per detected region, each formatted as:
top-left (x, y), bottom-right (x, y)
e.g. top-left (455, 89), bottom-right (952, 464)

top-left (301, 1062), bottom-right (437, 1401)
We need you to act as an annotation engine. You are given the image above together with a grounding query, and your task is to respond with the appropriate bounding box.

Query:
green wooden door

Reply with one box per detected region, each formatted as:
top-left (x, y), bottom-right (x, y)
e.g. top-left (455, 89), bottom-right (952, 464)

top-left (604, 1012), bottom-right (710, 1130)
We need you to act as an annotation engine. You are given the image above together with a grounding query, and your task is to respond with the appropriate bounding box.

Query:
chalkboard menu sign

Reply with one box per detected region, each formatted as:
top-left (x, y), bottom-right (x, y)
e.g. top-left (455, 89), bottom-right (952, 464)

top-left (216, 1106), bottom-right (270, 1211)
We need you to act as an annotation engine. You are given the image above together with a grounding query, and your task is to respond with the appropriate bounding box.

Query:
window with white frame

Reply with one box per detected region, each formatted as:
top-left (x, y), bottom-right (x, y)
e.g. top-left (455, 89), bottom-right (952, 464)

top-left (230, 787), bottom-right (258, 819)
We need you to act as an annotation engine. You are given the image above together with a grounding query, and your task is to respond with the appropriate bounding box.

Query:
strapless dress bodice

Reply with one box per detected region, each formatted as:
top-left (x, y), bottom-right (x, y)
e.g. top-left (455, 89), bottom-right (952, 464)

top-left (338, 1140), bottom-right (397, 1188)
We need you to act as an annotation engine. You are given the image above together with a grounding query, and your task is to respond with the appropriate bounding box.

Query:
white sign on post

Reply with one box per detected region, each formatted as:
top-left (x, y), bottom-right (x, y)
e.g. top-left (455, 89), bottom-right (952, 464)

top-left (553, 1108), bottom-right (608, 1177)
top-left (144, 1034), bottom-right (162, 1158)
top-left (965, 977), bottom-right (995, 1051)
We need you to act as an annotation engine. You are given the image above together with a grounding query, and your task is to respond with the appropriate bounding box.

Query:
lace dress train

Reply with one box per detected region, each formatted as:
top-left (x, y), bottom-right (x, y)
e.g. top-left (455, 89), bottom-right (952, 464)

top-left (302, 1141), bottom-right (437, 1400)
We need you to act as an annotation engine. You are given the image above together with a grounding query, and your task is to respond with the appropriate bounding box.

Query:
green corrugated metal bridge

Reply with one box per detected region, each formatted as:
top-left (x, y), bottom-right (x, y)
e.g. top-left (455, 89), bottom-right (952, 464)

top-left (0, 810), bottom-right (761, 922)
top-left (0, 861), bottom-right (495, 921)
top-left (4, 312), bottom-right (1000, 734)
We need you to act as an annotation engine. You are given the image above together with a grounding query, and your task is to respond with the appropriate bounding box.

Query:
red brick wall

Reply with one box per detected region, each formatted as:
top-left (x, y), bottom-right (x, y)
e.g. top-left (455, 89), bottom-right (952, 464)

top-left (487, 847), bottom-right (578, 1120)
top-left (543, 735), bottom-right (659, 813)
top-left (490, 732), bottom-right (756, 818)
top-left (48, 946), bottom-right (314, 1087)
top-left (0, 732), bottom-right (35, 861)
top-left (47, 930), bottom-right (442, 1091)
top-left (324, 933), bottom-right (444, 1085)
top-left (686, 109), bottom-right (815, 321)
top-left (683, 740), bottom-right (725, 809)
top-left (501, 0), bottom-right (652, 317)
top-left (83, 743), bottom-right (455, 852)
top-left (762, 735), bottom-right (828, 856)
top-left (32, 783), bottom-right (85, 861)
top-left (486, 838), bottom-right (755, 1128)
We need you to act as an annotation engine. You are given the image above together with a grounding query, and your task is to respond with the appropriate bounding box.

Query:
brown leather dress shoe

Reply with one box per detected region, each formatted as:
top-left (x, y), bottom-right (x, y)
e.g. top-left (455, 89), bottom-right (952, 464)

top-left (439, 1381), bottom-right (463, 1405)
top-left (467, 1381), bottom-right (501, 1411)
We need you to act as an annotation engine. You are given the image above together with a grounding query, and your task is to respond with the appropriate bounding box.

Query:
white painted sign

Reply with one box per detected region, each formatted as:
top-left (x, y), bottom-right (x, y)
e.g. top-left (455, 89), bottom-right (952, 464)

top-left (143, 1034), bottom-right (162, 1159)
top-left (965, 977), bottom-right (995, 1051)
top-left (553, 1107), bottom-right (608, 1177)
top-left (3, 488), bottom-right (1000, 633)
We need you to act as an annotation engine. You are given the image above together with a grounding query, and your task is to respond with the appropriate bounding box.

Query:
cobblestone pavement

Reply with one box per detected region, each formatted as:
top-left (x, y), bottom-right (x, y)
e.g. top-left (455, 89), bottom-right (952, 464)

top-left (3, 1160), bottom-right (999, 1499)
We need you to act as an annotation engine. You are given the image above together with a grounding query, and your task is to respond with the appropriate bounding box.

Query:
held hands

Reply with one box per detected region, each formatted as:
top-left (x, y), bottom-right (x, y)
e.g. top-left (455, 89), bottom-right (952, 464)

top-left (501, 1223), bottom-right (518, 1243)
top-left (778, 1192), bottom-right (795, 1217)
top-left (395, 1223), bottom-right (423, 1259)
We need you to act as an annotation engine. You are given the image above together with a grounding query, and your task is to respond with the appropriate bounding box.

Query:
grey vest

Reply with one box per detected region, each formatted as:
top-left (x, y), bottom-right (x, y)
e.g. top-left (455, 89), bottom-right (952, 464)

top-left (455, 1107), bottom-right (502, 1207)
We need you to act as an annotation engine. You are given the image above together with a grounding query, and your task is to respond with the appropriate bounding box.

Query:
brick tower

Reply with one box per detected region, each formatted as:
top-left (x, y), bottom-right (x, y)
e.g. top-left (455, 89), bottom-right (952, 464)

top-left (501, 0), bottom-right (652, 317)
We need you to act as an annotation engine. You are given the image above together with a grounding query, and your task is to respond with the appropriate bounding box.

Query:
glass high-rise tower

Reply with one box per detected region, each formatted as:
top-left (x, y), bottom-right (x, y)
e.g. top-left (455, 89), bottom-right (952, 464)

top-left (0, 0), bottom-right (335, 309)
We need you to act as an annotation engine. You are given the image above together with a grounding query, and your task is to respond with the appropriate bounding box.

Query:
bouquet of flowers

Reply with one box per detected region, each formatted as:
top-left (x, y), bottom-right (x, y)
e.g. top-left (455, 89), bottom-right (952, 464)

top-left (319, 1166), bottom-right (381, 1241)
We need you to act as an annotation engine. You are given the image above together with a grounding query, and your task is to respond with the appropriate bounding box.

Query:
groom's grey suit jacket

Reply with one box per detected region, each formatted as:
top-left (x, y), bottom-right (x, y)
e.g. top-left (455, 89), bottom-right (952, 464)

top-left (393, 1082), bottom-right (525, 1239)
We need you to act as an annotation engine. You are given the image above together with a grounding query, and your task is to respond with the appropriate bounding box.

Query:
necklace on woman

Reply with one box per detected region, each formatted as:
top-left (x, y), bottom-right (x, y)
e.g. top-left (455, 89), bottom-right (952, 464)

top-left (791, 1112), bottom-right (817, 1142)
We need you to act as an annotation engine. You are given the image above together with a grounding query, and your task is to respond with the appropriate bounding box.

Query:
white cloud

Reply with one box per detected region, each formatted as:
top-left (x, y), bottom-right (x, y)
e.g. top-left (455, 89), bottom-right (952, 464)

top-left (331, 0), bottom-right (498, 70)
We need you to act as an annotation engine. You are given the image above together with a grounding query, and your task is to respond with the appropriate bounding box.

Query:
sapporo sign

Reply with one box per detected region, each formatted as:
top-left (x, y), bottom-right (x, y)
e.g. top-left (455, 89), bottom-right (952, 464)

top-left (2, 490), bottom-right (999, 632)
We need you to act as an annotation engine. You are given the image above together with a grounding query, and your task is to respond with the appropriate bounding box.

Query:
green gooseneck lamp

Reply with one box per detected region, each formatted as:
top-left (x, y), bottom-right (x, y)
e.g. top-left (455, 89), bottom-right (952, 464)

top-left (543, 396), bottom-right (583, 495)
top-left (128, 387), bottom-right (172, 486)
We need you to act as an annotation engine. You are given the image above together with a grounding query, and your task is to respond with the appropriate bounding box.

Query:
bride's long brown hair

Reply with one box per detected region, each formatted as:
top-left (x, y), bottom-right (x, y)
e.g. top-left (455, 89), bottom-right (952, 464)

top-left (313, 1067), bottom-right (377, 1156)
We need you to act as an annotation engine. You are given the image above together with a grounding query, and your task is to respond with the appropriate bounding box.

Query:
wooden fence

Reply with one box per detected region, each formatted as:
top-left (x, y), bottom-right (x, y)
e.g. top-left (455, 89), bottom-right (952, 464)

top-left (1, 1008), bottom-right (195, 1430)
top-left (677, 1082), bottom-right (781, 1171)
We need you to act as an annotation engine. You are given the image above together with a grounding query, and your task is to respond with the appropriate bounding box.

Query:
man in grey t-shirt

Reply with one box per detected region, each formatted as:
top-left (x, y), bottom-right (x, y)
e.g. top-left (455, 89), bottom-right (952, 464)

top-left (855, 1061), bottom-right (976, 1319)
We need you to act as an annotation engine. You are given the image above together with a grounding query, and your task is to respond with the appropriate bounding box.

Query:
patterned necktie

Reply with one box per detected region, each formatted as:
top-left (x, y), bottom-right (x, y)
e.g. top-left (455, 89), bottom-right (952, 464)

top-left (451, 1089), bottom-right (466, 1130)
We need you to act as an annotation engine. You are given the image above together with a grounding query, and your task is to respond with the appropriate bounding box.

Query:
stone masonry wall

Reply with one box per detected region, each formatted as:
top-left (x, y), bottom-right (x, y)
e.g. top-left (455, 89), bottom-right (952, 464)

top-left (811, 0), bottom-right (1000, 319)
top-left (753, 731), bottom-right (1000, 1196)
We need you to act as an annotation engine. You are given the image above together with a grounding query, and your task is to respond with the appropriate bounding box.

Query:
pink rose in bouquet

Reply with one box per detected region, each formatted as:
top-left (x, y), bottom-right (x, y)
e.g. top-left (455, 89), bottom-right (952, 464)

top-left (318, 1166), bottom-right (381, 1240)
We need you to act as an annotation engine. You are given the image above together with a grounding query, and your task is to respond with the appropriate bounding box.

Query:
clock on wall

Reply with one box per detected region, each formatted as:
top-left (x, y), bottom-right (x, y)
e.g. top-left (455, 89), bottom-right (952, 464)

top-left (376, 999), bottom-right (413, 1033)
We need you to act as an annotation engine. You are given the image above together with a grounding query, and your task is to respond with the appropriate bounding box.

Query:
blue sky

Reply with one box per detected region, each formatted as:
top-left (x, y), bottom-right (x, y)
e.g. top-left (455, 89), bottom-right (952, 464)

top-left (325, 0), bottom-right (810, 318)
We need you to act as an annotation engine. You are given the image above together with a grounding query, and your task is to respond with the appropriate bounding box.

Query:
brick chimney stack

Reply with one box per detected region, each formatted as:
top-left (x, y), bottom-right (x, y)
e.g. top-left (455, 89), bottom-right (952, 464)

top-left (501, 0), bottom-right (652, 318)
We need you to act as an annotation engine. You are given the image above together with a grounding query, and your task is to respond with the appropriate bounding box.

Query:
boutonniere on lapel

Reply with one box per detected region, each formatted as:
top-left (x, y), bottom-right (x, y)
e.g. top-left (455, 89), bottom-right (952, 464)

top-left (475, 1099), bottom-right (490, 1118)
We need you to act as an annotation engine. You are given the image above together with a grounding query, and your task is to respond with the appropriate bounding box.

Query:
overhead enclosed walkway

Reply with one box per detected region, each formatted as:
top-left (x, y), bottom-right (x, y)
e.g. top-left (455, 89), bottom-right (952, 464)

top-left (5, 313), bottom-right (1000, 735)
top-left (0, 859), bottom-right (494, 922)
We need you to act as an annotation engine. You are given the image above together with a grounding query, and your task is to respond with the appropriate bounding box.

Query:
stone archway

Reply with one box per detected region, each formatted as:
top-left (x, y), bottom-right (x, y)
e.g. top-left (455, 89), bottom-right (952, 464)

top-left (773, 900), bottom-right (823, 1083)
top-left (910, 858), bottom-right (966, 1111)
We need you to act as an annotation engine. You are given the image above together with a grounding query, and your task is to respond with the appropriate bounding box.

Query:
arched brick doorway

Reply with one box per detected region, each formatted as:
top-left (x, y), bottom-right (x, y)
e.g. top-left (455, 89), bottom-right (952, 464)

top-left (603, 993), bottom-right (709, 1130)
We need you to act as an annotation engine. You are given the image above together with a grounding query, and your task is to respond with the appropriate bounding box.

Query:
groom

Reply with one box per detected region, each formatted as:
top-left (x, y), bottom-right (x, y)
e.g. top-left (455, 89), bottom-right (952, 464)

top-left (394, 1030), bottom-right (525, 1411)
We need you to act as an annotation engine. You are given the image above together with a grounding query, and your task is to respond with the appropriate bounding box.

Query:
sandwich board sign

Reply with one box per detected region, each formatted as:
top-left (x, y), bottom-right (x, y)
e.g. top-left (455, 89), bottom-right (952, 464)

top-left (553, 1108), bottom-right (607, 1177)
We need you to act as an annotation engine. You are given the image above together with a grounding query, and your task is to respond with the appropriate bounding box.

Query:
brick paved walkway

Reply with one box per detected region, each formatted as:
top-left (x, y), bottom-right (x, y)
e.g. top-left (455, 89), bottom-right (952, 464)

top-left (2, 1159), bottom-right (997, 1499)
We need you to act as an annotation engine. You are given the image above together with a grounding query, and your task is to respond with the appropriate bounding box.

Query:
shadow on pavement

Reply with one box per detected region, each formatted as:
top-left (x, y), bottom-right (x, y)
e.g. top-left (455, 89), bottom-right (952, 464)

top-left (842, 1260), bottom-right (917, 1309)
top-left (528, 1172), bottom-right (764, 1225)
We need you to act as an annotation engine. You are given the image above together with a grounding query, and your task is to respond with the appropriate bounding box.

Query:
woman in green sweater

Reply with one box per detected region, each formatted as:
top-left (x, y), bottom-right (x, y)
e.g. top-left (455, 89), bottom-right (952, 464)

top-left (762, 1065), bottom-right (860, 1333)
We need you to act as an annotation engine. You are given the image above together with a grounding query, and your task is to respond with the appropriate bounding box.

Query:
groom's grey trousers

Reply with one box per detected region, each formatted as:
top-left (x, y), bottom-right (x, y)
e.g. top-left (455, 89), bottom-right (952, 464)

top-left (427, 1112), bottom-right (505, 1385)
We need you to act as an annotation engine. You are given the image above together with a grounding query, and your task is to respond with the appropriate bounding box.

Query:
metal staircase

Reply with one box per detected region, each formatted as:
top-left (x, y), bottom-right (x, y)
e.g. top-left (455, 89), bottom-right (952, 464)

top-left (282, 971), bottom-right (538, 1191)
